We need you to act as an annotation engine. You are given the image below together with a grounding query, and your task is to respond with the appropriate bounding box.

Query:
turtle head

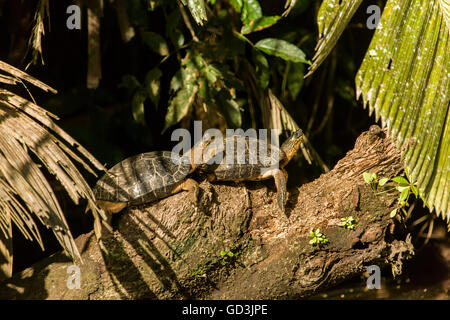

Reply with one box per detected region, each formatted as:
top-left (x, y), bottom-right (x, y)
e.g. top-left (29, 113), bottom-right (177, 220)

top-left (280, 129), bottom-right (304, 166)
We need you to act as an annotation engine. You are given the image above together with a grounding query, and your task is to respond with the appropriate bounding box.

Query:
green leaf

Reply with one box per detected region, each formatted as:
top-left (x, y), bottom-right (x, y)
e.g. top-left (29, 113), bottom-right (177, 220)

top-left (241, 0), bottom-right (262, 25)
top-left (220, 250), bottom-right (227, 256)
top-left (142, 32), bottom-right (169, 56)
top-left (255, 38), bottom-right (310, 64)
top-left (287, 62), bottom-right (305, 100)
top-left (170, 70), bottom-right (185, 93)
top-left (163, 84), bottom-right (198, 132)
top-left (118, 75), bottom-right (140, 93)
top-left (397, 185), bottom-right (410, 193)
top-left (378, 177), bottom-right (389, 186)
top-left (241, 15), bottom-right (281, 34)
top-left (227, 252), bottom-right (234, 257)
top-left (392, 176), bottom-right (410, 186)
top-left (144, 67), bottom-right (162, 109)
top-left (131, 89), bottom-right (147, 125)
top-left (230, 0), bottom-right (243, 12)
top-left (399, 188), bottom-right (410, 203)
top-left (215, 88), bottom-right (242, 128)
top-left (390, 208), bottom-right (398, 218)
top-left (363, 172), bottom-right (373, 184)
top-left (252, 49), bottom-right (270, 89)
top-left (166, 10), bottom-right (185, 48)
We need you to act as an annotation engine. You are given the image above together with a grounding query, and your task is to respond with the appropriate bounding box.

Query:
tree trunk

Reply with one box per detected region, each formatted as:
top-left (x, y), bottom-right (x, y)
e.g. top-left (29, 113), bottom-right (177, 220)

top-left (0, 126), bottom-right (415, 299)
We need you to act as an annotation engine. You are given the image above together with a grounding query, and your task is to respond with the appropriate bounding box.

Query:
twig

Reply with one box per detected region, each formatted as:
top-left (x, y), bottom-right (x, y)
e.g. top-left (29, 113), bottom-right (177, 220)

top-left (177, 0), bottom-right (199, 42)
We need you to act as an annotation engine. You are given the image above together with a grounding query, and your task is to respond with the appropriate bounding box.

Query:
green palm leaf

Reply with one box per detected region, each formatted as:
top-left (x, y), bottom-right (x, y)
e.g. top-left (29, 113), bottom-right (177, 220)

top-left (308, 0), bottom-right (450, 222)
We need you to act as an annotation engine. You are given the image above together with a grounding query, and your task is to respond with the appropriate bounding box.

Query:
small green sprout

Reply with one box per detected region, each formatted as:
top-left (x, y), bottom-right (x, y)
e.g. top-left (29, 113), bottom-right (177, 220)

top-left (340, 216), bottom-right (356, 230)
top-left (389, 173), bottom-right (418, 218)
top-left (309, 228), bottom-right (329, 247)
top-left (220, 250), bottom-right (234, 264)
top-left (363, 172), bottom-right (389, 194)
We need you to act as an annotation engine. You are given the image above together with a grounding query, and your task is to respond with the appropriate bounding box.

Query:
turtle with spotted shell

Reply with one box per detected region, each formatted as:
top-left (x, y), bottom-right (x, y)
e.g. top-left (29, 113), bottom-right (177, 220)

top-left (93, 139), bottom-right (210, 223)
top-left (202, 129), bottom-right (304, 211)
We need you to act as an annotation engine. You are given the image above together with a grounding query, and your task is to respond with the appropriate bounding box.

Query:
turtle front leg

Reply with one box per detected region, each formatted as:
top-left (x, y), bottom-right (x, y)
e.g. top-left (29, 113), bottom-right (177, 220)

top-left (173, 178), bottom-right (200, 203)
top-left (94, 200), bottom-right (127, 240)
top-left (272, 168), bottom-right (288, 212)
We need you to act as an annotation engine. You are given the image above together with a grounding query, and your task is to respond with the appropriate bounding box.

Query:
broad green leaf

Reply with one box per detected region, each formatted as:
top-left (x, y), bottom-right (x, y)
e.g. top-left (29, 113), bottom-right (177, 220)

top-left (252, 49), bottom-right (270, 89)
top-left (378, 177), bottom-right (389, 186)
top-left (230, 0), bottom-right (243, 12)
top-left (131, 89), bottom-right (147, 125)
top-left (215, 88), bottom-right (242, 128)
top-left (397, 185), bottom-right (410, 193)
top-left (241, 15), bottom-right (281, 34)
top-left (170, 69), bottom-right (185, 93)
top-left (163, 84), bottom-right (198, 132)
top-left (363, 172), bottom-right (373, 184)
top-left (287, 62), bottom-right (305, 100)
top-left (392, 177), bottom-right (410, 186)
top-left (241, 0), bottom-right (262, 25)
top-left (255, 38), bottom-right (310, 64)
top-left (144, 67), bottom-right (162, 109)
top-left (166, 10), bottom-right (185, 48)
top-left (142, 32), bottom-right (169, 56)
top-left (399, 188), bottom-right (410, 203)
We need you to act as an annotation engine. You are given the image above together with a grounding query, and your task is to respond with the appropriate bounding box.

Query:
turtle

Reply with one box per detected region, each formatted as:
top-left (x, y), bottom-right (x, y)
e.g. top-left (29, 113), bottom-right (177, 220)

top-left (202, 129), bottom-right (304, 211)
top-left (93, 139), bottom-right (210, 222)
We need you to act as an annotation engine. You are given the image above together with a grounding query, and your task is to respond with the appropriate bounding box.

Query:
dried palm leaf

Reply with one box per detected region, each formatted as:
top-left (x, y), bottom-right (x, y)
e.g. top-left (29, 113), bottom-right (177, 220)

top-left (26, 0), bottom-right (50, 68)
top-left (0, 61), bottom-right (106, 280)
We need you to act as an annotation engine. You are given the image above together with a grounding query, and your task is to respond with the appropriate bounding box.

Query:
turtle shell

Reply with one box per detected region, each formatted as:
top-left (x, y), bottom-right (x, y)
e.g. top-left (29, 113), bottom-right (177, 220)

top-left (205, 135), bottom-right (286, 181)
top-left (93, 151), bottom-right (191, 205)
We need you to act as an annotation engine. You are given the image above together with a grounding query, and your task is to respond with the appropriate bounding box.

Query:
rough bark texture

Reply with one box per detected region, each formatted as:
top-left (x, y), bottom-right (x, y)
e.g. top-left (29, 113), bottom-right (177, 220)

top-left (0, 126), bottom-right (415, 299)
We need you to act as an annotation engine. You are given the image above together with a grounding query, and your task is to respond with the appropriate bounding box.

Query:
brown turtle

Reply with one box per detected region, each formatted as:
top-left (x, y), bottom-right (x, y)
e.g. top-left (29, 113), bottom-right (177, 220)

top-left (203, 129), bottom-right (304, 211)
top-left (93, 140), bottom-right (210, 220)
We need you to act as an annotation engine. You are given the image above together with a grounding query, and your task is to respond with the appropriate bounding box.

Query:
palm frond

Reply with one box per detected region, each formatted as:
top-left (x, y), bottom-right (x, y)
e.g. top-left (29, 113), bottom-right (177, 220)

top-left (356, 0), bottom-right (450, 221)
top-left (308, 0), bottom-right (449, 222)
top-left (306, 0), bottom-right (363, 77)
top-left (0, 61), bottom-right (106, 280)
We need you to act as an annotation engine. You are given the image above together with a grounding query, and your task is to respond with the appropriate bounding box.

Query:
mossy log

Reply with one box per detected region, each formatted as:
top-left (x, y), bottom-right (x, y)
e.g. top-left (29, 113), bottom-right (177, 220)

top-left (0, 126), bottom-right (414, 299)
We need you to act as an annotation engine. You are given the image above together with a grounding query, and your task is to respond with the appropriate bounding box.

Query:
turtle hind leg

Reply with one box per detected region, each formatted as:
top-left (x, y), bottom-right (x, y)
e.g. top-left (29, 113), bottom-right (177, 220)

top-left (172, 178), bottom-right (200, 204)
top-left (272, 168), bottom-right (288, 212)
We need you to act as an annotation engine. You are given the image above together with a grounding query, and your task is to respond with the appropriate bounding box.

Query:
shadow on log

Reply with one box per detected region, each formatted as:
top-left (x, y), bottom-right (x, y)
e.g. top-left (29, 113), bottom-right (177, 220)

top-left (0, 126), bottom-right (415, 299)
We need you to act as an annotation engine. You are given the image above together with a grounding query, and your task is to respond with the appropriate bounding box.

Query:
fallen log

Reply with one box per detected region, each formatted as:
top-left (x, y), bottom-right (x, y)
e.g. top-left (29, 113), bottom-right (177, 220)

top-left (0, 125), bottom-right (414, 299)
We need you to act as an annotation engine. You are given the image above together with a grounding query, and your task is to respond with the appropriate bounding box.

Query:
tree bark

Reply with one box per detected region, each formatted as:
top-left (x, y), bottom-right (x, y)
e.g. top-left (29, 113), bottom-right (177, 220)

top-left (0, 126), bottom-right (415, 299)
